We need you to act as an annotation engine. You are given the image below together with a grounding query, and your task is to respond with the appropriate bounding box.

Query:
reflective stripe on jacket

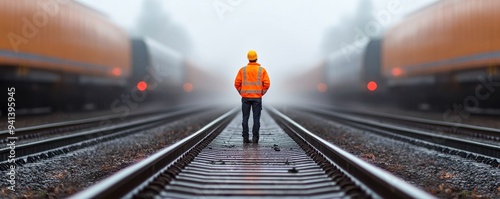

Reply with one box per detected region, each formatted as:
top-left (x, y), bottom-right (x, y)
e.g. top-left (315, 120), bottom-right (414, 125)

top-left (234, 62), bottom-right (270, 98)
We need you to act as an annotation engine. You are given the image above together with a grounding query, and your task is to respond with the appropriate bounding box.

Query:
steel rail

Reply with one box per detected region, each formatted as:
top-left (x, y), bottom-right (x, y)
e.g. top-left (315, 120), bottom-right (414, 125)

top-left (268, 106), bottom-right (435, 199)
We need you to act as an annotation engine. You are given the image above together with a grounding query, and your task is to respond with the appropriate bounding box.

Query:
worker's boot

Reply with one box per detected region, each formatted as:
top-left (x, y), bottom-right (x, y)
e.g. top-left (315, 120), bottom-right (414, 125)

top-left (243, 137), bottom-right (251, 143)
top-left (252, 136), bottom-right (259, 144)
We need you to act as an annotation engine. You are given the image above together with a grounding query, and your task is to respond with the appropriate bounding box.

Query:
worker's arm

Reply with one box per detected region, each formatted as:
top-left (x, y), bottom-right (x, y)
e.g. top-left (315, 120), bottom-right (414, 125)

top-left (234, 68), bottom-right (243, 93)
top-left (262, 69), bottom-right (270, 95)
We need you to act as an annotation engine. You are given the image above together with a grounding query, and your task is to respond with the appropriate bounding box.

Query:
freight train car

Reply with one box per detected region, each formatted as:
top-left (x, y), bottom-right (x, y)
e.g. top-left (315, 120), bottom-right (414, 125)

top-left (297, 0), bottom-right (500, 110)
top-left (0, 1), bottom-right (196, 115)
top-left (324, 48), bottom-right (363, 99)
top-left (323, 39), bottom-right (385, 102)
top-left (0, 0), bottom-right (130, 112)
top-left (283, 38), bottom-right (384, 105)
top-left (383, 0), bottom-right (500, 109)
top-left (130, 37), bottom-right (184, 104)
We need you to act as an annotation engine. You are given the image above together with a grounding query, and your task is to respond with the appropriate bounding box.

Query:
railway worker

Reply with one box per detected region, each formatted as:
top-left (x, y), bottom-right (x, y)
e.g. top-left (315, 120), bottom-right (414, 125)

top-left (234, 50), bottom-right (271, 144)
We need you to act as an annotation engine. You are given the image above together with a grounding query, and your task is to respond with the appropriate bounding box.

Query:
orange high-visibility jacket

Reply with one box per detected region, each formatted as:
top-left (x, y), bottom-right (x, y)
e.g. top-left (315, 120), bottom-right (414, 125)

top-left (234, 62), bottom-right (270, 98)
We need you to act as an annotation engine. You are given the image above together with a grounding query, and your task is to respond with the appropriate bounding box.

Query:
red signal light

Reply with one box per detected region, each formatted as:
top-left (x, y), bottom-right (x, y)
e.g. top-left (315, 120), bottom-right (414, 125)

top-left (183, 83), bottom-right (194, 93)
top-left (367, 81), bottom-right (377, 91)
top-left (112, 68), bottom-right (122, 76)
top-left (137, 81), bottom-right (147, 91)
top-left (392, 68), bottom-right (402, 76)
top-left (317, 83), bottom-right (327, 93)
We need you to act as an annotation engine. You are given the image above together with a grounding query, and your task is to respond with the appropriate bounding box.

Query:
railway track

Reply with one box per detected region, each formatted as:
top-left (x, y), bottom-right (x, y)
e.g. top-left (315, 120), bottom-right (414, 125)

top-left (296, 105), bottom-right (500, 167)
top-left (310, 104), bottom-right (500, 141)
top-left (0, 104), bottom-right (201, 144)
top-left (0, 105), bottom-right (209, 166)
top-left (71, 107), bottom-right (433, 199)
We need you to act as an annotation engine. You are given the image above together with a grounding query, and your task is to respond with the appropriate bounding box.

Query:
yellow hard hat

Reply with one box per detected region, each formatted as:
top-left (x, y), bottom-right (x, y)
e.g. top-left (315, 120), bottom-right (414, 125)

top-left (247, 50), bottom-right (258, 61)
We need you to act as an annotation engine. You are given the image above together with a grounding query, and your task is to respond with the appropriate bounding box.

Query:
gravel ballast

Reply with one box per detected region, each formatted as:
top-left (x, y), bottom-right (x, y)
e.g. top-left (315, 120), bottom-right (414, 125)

top-left (0, 108), bottom-right (227, 198)
top-left (284, 109), bottom-right (500, 199)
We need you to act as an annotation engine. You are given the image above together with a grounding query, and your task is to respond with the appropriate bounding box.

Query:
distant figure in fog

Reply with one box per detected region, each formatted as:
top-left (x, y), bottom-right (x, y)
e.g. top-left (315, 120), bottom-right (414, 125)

top-left (234, 50), bottom-right (271, 144)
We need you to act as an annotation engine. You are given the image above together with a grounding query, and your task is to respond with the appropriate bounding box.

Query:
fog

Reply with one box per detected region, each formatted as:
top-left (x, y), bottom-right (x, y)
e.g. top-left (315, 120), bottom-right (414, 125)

top-left (78, 0), bottom-right (437, 102)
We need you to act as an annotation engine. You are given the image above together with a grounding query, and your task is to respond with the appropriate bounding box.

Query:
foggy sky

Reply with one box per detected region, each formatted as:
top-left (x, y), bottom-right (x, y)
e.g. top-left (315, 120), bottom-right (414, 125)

top-left (77, 0), bottom-right (437, 101)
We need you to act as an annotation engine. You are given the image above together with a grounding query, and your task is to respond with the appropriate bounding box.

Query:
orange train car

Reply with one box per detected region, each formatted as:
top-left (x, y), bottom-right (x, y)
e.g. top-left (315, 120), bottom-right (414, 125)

top-left (382, 0), bottom-right (500, 108)
top-left (0, 0), bottom-right (131, 111)
top-left (0, 0), bottom-right (130, 78)
top-left (383, 0), bottom-right (500, 78)
top-left (295, 0), bottom-right (500, 109)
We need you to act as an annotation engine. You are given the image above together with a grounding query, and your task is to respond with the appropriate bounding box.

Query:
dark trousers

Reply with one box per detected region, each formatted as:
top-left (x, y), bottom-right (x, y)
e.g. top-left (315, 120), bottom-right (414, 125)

top-left (241, 98), bottom-right (262, 139)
